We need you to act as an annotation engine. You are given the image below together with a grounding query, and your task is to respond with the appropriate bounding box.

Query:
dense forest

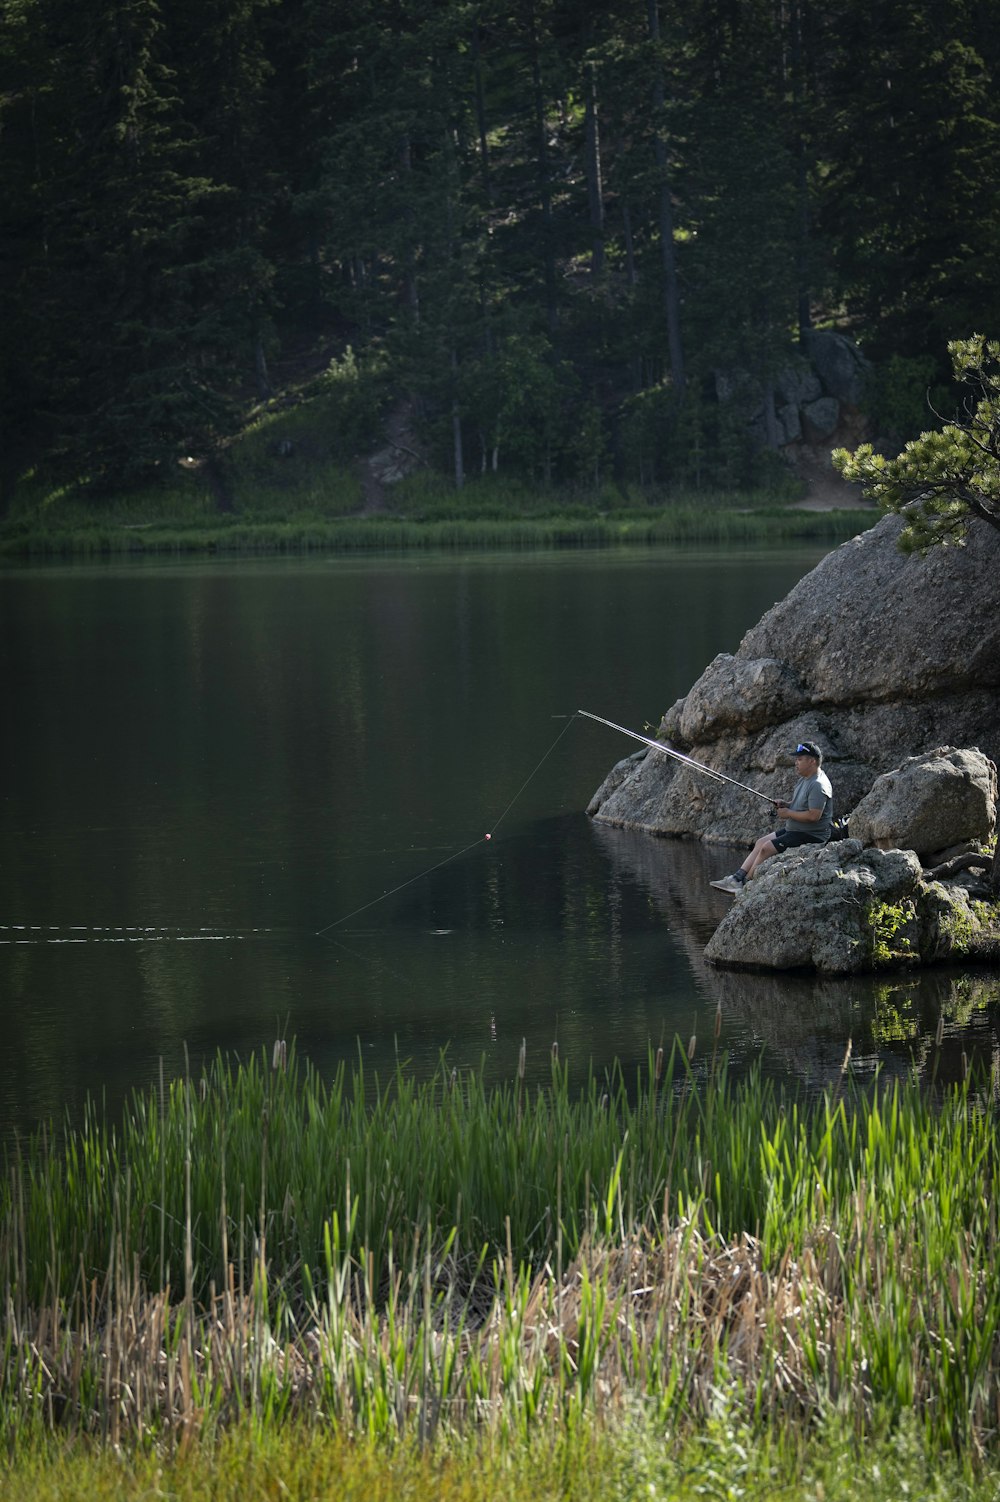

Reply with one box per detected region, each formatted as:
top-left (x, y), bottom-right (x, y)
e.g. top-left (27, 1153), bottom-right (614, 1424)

top-left (2, 0), bottom-right (999, 507)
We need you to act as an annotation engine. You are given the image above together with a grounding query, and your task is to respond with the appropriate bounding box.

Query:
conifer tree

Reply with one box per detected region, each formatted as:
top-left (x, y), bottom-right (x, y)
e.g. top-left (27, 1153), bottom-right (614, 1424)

top-left (835, 335), bottom-right (1000, 549)
top-left (821, 0), bottom-right (1000, 355)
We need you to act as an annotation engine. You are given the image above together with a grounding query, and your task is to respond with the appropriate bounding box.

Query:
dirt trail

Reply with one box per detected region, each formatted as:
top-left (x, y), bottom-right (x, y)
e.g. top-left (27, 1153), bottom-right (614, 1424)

top-left (788, 442), bottom-right (874, 511)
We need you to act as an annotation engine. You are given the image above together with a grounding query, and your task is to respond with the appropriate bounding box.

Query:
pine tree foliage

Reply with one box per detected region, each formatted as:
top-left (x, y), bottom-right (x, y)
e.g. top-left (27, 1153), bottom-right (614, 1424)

top-left (834, 336), bottom-right (1000, 550)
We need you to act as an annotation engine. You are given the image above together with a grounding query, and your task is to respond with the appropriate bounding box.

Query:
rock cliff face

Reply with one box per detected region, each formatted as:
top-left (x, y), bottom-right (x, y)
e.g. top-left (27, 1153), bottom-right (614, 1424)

top-left (717, 332), bottom-right (872, 452)
top-left (589, 515), bottom-right (1000, 846)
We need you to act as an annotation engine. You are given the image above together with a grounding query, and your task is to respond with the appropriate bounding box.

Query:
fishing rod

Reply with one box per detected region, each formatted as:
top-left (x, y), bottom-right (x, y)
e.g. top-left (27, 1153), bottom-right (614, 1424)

top-left (577, 709), bottom-right (777, 806)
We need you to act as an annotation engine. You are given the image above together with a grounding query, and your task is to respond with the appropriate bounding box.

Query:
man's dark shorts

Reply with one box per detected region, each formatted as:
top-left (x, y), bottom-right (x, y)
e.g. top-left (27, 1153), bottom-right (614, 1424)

top-left (771, 829), bottom-right (825, 853)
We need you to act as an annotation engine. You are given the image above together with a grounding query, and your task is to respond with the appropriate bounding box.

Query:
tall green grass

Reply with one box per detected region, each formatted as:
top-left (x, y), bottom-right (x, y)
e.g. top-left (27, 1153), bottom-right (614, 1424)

top-left (0, 507), bottom-right (876, 558)
top-left (3, 1043), bottom-right (999, 1455)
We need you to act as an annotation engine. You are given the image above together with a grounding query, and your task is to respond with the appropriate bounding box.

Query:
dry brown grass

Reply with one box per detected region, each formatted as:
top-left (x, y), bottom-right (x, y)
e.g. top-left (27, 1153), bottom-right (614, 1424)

top-left (5, 1213), bottom-right (995, 1453)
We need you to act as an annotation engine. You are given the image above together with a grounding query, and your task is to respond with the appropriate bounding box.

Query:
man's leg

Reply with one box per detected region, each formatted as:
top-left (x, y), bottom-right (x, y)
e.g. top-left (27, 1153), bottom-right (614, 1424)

top-left (744, 836), bottom-right (780, 879)
top-left (711, 832), bottom-right (779, 893)
top-left (737, 831), bottom-right (780, 879)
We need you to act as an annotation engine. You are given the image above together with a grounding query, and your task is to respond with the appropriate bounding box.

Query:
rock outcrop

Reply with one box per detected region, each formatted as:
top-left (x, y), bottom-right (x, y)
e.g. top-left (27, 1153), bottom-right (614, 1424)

top-left (801, 330), bottom-right (871, 407)
top-left (590, 820), bottom-right (996, 1065)
top-left (589, 514), bottom-right (1000, 846)
top-left (849, 747), bottom-right (997, 858)
top-left (703, 839), bottom-right (998, 975)
top-left (716, 334), bottom-right (872, 462)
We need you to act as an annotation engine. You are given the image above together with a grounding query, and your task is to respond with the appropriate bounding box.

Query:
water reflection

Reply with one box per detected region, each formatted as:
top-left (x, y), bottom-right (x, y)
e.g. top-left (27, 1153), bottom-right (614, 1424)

top-left (4, 547), bottom-right (998, 1143)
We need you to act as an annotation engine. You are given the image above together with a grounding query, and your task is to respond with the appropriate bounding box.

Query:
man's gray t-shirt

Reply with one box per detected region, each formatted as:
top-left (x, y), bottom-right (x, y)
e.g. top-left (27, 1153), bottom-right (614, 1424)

top-left (782, 769), bottom-right (833, 841)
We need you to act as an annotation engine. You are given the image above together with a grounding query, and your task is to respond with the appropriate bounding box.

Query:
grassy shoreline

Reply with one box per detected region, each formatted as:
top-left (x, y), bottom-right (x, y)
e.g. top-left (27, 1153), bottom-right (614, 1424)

top-left (4, 375), bottom-right (879, 559)
top-left (3, 1043), bottom-right (1000, 1468)
top-left (0, 506), bottom-right (877, 558)
top-left (2, 453), bottom-right (877, 557)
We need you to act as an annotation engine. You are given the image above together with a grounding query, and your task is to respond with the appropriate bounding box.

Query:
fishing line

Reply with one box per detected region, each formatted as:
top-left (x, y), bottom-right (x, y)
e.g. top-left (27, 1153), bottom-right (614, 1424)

top-left (322, 929), bottom-right (418, 991)
top-left (0, 923), bottom-right (272, 946)
top-left (315, 714), bottom-right (578, 937)
top-left (315, 838), bottom-right (486, 936)
top-left (9, 710), bottom-right (760, 952)
top-left (483, 713), bottom-right (578, 836)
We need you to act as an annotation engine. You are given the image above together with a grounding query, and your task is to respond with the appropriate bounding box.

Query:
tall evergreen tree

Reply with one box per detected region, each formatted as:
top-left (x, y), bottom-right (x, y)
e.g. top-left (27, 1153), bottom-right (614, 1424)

top-left (165, 0), bottom-right (280, 400)
top-left (0, 0), bottom-right (52, 504)
top-left (822, 0), bottom-right (1000, 357)
top-left (4, 0), bottom-right (266, 490)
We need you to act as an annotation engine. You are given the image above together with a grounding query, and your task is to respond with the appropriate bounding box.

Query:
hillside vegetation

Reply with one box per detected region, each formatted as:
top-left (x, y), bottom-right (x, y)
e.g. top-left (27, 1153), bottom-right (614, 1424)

top-left (3, 0), bottom-right (998, 518)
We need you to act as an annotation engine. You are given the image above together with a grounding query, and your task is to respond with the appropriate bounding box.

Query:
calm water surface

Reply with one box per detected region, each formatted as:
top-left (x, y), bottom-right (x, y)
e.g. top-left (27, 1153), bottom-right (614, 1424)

top-left (2, 545), bottom-right (997, 1140)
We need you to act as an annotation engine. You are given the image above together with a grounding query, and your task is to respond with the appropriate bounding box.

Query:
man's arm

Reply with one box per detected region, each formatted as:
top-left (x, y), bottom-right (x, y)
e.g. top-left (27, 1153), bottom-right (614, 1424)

top-left (774, 801), bottom-right (823, 824)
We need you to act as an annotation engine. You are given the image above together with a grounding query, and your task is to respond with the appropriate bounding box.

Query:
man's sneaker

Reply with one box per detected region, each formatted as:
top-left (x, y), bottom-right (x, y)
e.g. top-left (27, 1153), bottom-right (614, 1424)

top-left (709, 872), bottom-right (745, 895)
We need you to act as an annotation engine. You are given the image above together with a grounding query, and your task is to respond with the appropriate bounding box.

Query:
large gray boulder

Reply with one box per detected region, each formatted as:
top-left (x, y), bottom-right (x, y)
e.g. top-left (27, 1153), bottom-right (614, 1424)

top-left (703, 839), bottom-right (996, 975)
top-left (848, 747), bottom-right (997, 857)
top-left (776, 362), bottom-right (823, 408)
top-left (676, 655), bottom-right (808, 742)
top-left (591, 819), bottom-right (997, 1018)
top-left (590, 515), bottom-right (1000, 845)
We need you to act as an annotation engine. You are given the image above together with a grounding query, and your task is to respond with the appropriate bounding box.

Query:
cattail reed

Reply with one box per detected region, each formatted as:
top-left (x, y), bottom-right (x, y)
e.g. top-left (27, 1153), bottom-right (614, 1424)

top-left (3, 1041), bottom-right (1000, 1456)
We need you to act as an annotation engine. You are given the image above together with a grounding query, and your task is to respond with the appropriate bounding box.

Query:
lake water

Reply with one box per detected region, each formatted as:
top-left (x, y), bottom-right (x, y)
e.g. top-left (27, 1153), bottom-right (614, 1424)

top-left (2, 545), bottom-right (997, 1142)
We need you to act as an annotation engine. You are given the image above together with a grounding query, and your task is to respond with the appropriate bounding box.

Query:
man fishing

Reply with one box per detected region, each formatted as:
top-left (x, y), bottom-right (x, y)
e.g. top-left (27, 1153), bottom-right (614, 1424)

top-left (709, 740), bottom-right (833, 894)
